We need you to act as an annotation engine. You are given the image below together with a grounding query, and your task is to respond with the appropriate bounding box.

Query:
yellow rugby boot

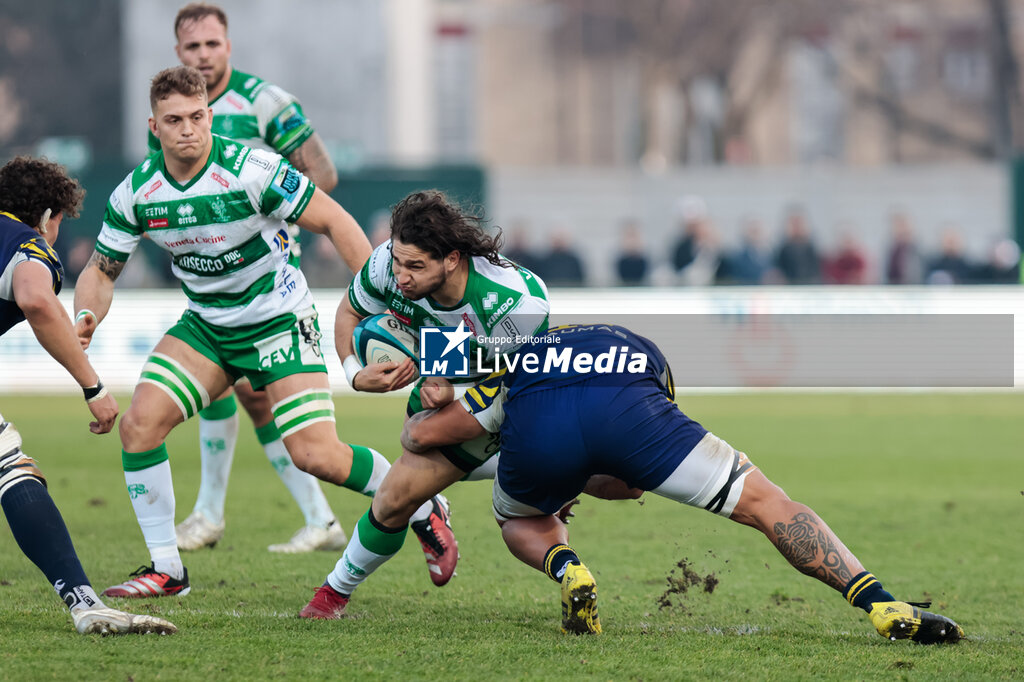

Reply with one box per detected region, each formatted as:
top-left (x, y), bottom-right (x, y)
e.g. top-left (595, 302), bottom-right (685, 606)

top-left (869, 601), bottom-right (964, 644)
top-left (560, 563), bottom-right (601, 635)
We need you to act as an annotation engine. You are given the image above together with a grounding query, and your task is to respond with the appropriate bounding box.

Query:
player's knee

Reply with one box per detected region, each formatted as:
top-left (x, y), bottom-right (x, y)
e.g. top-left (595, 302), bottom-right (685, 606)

top-left (118, 405), bottom-right (170, 449)
top-left (371, 479), bottom-right (420, 523)
top-left (729, 468), bottom-right (791, 528)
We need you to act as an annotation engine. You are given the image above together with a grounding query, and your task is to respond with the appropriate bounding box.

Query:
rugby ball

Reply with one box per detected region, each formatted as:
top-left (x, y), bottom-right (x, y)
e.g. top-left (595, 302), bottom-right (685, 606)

top-left (353, 314), bottom-right (419, 367)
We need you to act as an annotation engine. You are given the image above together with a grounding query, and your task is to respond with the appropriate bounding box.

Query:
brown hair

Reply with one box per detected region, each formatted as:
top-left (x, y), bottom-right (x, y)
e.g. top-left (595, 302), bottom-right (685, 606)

top-left (174, 2), bottom-right (227, 39)
top-left (150, 65), bottom-right (208, 110)
top-left (390, 191), bottom-right (506, 267)
top-left (0, 156), bottom-right (85, 227)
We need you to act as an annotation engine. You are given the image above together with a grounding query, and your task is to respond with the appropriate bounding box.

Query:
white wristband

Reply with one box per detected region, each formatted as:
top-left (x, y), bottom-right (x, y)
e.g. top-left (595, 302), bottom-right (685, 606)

top-left (343, 355), bottom-right (363, 390)
top-left (76, 309), bottom-right (96, 323)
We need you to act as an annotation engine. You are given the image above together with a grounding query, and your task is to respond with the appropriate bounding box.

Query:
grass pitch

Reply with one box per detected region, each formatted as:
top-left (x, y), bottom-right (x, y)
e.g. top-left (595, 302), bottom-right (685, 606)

top-left (1, 392), bottom-right (1022, 680)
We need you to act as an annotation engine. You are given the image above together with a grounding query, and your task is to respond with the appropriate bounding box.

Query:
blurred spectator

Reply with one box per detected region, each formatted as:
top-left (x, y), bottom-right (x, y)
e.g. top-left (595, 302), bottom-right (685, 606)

top-left (719, 217), bottom-right (771, 284)
top-left (926, 228), bottom-right (970, 284)
top-left (824, 230), bottom-right (869, 285)
top-left (501, 219), bottom-right (541, 272)
top-left (536, 231), bottom-right (586, 286)
top-left (614, 219), bottom-right (649, 285)
top-left (885, 211), bottom-right (924, 284)
top-left (973, 238), bottom-right (1021, 284)
top-left (774, 206), bottom-right (820, 284)
top-left (66, 236), bottom-right (96, 284)
top-left (669, 196), bottom-right (720, 286)
top-left (367, 208), bottom-right (391, 248)
top-left (670, 195), bottom-right (707, 273)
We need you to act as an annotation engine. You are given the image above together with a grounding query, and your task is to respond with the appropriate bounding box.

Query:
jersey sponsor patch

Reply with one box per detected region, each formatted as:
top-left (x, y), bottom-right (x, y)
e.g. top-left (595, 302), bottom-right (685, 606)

top-left (246, 155), bottom-right (271, 170)
top-left (270, 165), bottom-right (302, 200)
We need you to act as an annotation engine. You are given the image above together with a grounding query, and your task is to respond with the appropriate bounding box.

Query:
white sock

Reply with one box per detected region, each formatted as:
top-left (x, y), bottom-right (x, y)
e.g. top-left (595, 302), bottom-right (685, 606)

top-left (66, 586), bottom-right (106, 613)
top-left (263, 437), bottom-right (335, 528)
top-left (193, 412), bottom-right (239, 524)
top-left (124, 460), bottom-right (183, 579)
top-left (326, 519), bottom-right (401, 595)
top-left (362, 448), bottom-right (391, 497)
top-left (409, 499), bottom-right (434, 524)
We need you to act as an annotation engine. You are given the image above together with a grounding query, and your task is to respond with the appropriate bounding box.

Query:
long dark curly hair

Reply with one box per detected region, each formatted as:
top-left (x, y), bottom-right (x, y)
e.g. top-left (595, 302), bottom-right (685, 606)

top-left (390, 190), bottom-right (507, 267)
top-left (0, 156), bottom-right (85, 228)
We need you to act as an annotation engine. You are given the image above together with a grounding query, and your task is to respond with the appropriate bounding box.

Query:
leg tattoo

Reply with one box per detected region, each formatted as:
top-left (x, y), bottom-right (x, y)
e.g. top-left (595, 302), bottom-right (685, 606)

top-left (771, 511), bottom-right (856, 591)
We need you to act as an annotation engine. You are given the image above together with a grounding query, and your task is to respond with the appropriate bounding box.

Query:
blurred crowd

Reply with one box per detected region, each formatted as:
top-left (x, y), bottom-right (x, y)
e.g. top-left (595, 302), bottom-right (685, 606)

top-left (498, 199), bottom-right (1022, 288)
top-left (57, 199), bottom-right (1022, 289)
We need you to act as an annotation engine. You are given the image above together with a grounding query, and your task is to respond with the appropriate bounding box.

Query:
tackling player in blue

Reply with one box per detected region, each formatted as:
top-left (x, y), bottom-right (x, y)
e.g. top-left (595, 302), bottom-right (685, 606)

top-left (0, 156), bottom-right (176, 635)
top-left (400, 323), bottom-right (964, 643)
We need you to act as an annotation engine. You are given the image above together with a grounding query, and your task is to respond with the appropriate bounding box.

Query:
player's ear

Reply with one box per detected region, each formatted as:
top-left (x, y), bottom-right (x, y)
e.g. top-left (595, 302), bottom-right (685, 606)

top-left (148, 116), bottom-right (159, 137)
top-left (444, 250), bottom-right (461, 272)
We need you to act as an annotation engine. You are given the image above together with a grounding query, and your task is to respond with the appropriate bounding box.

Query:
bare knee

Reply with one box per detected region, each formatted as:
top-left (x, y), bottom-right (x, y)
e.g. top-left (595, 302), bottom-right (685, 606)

top-left (372, 477), bottom-right (421, 525)
top-left (119, 404), bottom-right (173, 451)
top-left (728, 468), bottom-right (792, 530)
top-left (282, 429), bottom-right (348, 485)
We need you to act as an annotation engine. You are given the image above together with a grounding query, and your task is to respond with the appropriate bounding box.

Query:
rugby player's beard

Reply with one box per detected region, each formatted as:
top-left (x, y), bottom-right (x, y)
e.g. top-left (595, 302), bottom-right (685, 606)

top-left (400, 270), bottom-right (447, 301)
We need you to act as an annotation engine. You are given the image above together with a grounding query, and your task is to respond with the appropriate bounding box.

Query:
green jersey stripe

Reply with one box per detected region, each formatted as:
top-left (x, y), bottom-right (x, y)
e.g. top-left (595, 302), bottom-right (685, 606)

top-left (348, 286), bottom-right (373, 317)
top-left (181, 270), bottom-right (277, 308)
top-left (95, 241), bottom-right (130, 261)
top-left (519, 268), bottom-right (546, 300)
top-left (134, 191), bottom-right (255, 231)
top-left (172, 232), bottom-right (272, 277)
top-left (284, 183), bottom-right (316, 223)
top-left (260, 187), bottom-right (285, 215)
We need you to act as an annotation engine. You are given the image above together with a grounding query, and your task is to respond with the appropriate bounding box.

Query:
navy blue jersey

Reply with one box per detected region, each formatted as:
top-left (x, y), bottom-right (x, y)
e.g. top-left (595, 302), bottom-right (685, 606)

top-left (0, 212), bottom-right (64, 336)
top-left (504, 323), bottom-right (674, 399)
top-left (462, 323), bottom-right (675, 421)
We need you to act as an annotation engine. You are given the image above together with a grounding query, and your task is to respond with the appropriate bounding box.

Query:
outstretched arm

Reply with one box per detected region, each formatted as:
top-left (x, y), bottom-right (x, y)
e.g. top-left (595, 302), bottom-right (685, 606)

top-left (14, 261), bottom-right (118, 433)
top-left (287, 132), bottom-right (338, 193)
top-left (73, 251), bottom-right (124, 349)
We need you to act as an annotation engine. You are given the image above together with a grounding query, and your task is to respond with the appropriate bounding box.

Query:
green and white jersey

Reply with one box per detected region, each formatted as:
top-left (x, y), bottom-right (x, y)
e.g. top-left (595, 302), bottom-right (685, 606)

top-left (348, 240), bottom-right (551, 373)
top-left (98, 134), bottom-right (316, 328)
top-left (146, 68), bottom-right (314, 156)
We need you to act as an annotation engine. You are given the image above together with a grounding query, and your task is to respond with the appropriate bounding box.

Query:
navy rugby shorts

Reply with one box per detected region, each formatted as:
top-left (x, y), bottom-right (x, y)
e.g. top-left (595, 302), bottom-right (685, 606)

top-left (497, 377), bottom-right (708, 515)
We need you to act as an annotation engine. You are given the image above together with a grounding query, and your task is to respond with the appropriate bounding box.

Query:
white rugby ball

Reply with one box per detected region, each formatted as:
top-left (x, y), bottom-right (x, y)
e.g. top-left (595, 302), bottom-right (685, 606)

top-left (353, 314), bottom-right (419, 366)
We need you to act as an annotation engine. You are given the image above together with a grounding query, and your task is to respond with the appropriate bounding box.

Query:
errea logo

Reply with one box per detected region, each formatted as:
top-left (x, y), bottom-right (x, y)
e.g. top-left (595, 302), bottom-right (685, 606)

top-left (224, 143), bottom-right (238, 159)
top-left (177, 203), bottom-right (198, 225)
top-left (482, 292), bottom-right (498, 310)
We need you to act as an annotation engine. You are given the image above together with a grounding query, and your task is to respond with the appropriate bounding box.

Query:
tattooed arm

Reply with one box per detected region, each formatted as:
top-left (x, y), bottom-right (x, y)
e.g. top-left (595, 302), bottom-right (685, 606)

top-left (287, 132), bottom-right (338, 193)
top-left (73, 251), bottom-right (126, 349)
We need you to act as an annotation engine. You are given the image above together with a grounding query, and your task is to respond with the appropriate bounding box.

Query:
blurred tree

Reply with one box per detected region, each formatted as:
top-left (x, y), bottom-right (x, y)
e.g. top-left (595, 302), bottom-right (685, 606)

top-left (548, 0), bottom-right (1021, 164)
